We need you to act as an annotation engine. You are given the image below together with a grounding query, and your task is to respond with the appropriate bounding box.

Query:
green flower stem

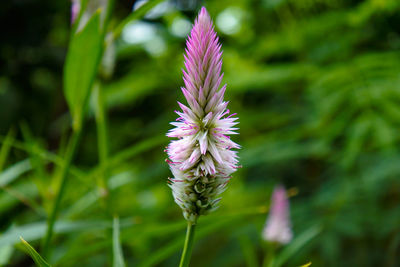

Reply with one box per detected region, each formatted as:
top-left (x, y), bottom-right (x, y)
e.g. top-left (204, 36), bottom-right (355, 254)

top-left (262, 242), bottom-right (277, 267)
top-left (94, 83), bottom-right (110, 202)
top-left (95, 0), bottom-right (115, 207)
top-left (41, 128), bottom-right (82, 257)
top-left (179, 222), bottom-right (197, 267)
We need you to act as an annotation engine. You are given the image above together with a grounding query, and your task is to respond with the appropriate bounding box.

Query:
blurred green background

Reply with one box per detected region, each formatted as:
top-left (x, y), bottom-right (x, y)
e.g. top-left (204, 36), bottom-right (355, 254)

top-left (1, 0), bottom-right (400, 266)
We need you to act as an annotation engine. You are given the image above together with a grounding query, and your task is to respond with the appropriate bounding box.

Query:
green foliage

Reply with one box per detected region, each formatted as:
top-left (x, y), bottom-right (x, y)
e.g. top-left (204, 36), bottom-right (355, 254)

top-left (19, 237), bottom-right (51, 267)
top-left (0, 128), bottom-right (15, 172)
top-left (0, 244), bottom-right (13, 266)
top-left (272, 225), bottom-right (321, 267)
top-left (112, 217), bottom-right (126, 267)
top-left (64, 10), bottom-right (103, 130)
top-left (1, 0), bottom-right (400, 266)
top-left (0, 159), bottom-right (31, 188)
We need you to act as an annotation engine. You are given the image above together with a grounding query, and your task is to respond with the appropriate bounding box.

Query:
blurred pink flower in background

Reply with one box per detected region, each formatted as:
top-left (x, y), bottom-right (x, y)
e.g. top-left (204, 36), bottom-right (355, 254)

top-left (262, 185), bottom-right (293, 244)
top-left (71, 0), bottom-right (80, 24)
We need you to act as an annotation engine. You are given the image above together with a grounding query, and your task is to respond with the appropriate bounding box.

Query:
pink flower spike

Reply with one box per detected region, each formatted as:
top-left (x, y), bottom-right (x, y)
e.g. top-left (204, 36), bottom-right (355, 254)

top-left (262, 185), bottom-right (293, 245)
top-left (165, 7), bottom-right (240, 224)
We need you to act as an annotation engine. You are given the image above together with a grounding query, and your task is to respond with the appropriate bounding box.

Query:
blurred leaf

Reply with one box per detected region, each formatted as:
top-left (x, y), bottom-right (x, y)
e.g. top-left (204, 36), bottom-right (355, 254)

top-left (341, 115), bottom-right (371, 167)
top-left (242, 138), bottom-right (327, 167)
top-left (104, 69), bottom-right (162, 108)
top-left (64, 10), bottom-right (103, 130)
top-left (0, 135), bottom-right (90, 187)
top-left (112, 217), bottom-right (126, 267)
top-left (0, 159), bottom-right (31, 187)
top-left (350, 0), bottom-right (400, 25)
top-left (0, 219), bottom-right (135, 247)
top-left (19, 237), bottom-right (51, 267)
top-left (307, 52), bottom-right (400, 162)
top-left (0, 244), bottom-right (13, 266)
top-left (0, 180), bottom-right (39, 214)
top-left (64, 171), bottom-right (134, 217)
top-left (224, 50), bottom-right (316, 92)
top-left (0, 128), bottom-right (15, 172)
top-left (238, 235), bottom-right (258, 267)
top-left (87, 135), bottom-right (166, 180)
top-left (273, 225), bottom-right (321, 267)
top-left (113, 0), bottom-right (166, 38)
top-left (20, 122), bottom-right (49, 197)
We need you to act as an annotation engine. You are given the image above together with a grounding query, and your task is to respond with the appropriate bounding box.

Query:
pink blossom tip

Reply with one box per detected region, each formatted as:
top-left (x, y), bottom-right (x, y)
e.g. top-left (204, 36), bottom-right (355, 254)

top-left (262, 185), bottom-right (293, 245)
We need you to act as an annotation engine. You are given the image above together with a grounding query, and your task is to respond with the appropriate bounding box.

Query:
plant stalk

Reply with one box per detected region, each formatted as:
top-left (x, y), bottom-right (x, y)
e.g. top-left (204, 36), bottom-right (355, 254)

top-left (179, 222), bottom-right (196, 267)
top-left (41, 127), bottom-right (82, 257)
top-left (262, 242), bottom-right (277, 267)
top-left (94, 83), bottom-right (110, 202)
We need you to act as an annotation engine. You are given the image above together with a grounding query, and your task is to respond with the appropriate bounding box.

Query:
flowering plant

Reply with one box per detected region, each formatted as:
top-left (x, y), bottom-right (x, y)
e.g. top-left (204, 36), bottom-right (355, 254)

top-left (166, 7), bottom-right (240, 266)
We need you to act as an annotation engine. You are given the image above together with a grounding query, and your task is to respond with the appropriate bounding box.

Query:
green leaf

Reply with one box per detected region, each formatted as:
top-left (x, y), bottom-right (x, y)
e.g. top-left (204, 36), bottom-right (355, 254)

top-left (63, 10), bottom-right (103, 130)
top-left (273, 224), bottom-right (321, 267)
top-left (64, 171), bottom-right (134, 217)
top-left (0, 128), bottom-right (15, 172)
top-left (0, 159), bottom-right (31, 187)
top-left (0, 219), bottom-right (135, 247)
top-left (86, 135), bottom-right (166, 183)
top-left (19, 237), bottom-right (51, 267)
top-left (0, 244), bottom-right (13, 266)
top-left (113, 0), bottom-right (165, 38)
top-left (20, 122), bottom-right (49, 197)
top-left (113, 217), bottom-right (126, 267)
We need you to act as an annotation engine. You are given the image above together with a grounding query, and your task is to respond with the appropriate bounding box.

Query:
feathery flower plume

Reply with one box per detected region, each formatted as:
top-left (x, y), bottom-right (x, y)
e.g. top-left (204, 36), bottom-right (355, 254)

top-left (262, 185), bottom-right (293, 244)
top-left (166, 7), bottom-right (240, 224)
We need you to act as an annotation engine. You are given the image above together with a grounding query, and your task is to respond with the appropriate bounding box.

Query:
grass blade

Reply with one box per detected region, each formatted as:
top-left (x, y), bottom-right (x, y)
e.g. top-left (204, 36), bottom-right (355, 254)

top-left (273, 225), bottom-right (321, 267)
top-left (0, 128), bottom-right (15, 172)
top-left (113, 217), bottom-right (126, 267)
top-left (0, 219), bottom-right (136, 247)
top-left (0, 159), bottom-right (31, 187)
top-left (113, 0), bottom-right (165, 39)
top-left (20, 237), bottom-right (51, 267)
top-left (93, 83), bottom-right (110, 200)
top-left (0, 244), bottom-right (13, 266)
top-left (41, 129), bottom-right (82, 256)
